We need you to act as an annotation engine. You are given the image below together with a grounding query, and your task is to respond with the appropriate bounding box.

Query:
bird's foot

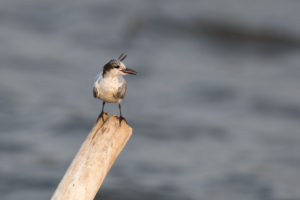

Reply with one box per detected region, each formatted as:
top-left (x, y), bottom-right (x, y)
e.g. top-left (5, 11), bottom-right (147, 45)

top-left (96, 111), bottom-right (105, 123)
top-left (119, 115), bottom-right (127, 126)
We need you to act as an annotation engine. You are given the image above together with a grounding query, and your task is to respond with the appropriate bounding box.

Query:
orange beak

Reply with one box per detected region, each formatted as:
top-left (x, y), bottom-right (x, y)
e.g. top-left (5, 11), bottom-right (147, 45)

top-left (121, 68), bottom-right (137, 75)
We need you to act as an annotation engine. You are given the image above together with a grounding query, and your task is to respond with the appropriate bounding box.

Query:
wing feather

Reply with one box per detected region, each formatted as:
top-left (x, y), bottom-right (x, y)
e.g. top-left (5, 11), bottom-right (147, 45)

top-left (114, 83), bottom-right (127, 99)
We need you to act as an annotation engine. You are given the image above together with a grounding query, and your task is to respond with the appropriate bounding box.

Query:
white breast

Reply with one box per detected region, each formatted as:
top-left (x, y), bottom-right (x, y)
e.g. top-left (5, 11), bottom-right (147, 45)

top-left (93, 73), bottom-right (126, 103)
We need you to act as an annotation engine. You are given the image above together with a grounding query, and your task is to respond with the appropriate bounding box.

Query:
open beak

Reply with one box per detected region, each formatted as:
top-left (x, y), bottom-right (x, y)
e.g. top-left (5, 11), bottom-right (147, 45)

top-left (121, 68), bottom-right (137, 75)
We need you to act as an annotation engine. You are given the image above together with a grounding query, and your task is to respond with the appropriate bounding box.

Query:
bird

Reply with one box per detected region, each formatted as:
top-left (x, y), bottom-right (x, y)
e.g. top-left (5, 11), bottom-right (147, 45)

top-left (93, 53), bottom-right (137, 124)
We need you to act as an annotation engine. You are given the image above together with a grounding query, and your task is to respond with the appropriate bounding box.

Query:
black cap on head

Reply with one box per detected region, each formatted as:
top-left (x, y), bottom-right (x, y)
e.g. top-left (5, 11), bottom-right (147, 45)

top-left (102, 54), bottom-right (128, 77)
top-left (102, 59), bottom-right (119, 76)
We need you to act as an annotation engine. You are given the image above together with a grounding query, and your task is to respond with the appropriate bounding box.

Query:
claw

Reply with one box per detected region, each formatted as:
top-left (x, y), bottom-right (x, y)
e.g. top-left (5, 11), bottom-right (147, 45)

top-left (119, 115), bottom-right (127, 126)
top-left (96, 101), bottom-right (106, 123)
top-left (96, 111), bottom-right (105, 123)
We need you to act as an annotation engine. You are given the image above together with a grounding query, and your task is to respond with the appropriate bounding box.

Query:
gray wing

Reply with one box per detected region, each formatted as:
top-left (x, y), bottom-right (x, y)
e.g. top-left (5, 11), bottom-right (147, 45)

top-left (93, 86), bottom-right (98, 98)
top-left (114, 83), bottom-right (127, 99)
top-left (93, 73), bottom-right (102, 98)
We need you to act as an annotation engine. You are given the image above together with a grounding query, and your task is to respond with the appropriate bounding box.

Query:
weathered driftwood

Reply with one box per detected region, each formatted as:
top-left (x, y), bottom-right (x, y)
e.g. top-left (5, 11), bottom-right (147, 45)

top-left (51, 113), bottom-right (132, 200)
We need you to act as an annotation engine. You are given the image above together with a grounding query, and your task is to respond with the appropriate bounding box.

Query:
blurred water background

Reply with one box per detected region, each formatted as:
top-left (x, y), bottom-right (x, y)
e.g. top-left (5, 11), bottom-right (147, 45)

top-left (1, 0), bottom-right (300, 199)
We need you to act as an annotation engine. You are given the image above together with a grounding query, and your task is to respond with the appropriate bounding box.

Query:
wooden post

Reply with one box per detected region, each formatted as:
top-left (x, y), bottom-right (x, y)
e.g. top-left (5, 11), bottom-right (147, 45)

top-left (51, 113), bottom-right (132, 200)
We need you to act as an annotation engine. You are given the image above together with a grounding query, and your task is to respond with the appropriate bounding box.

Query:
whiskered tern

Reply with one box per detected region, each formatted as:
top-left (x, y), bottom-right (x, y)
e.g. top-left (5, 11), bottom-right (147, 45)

top-left (93, 53), bottom-right (137, 124)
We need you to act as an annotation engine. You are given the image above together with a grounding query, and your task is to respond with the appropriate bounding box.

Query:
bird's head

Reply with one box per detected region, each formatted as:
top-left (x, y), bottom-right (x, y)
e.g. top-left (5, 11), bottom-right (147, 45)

top-left (102, 53), bottom-right (137, 78)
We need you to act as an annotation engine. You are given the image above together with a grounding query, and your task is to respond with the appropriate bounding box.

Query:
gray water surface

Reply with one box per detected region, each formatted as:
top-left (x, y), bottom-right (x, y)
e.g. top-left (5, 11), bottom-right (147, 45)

top-left (1, 1), bottom-right (300, 199)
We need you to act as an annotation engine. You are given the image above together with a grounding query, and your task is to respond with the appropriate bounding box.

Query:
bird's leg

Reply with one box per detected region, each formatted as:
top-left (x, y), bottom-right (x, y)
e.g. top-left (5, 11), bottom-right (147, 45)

top-left (118, 103), bottom-right (127, 125)
top-left (96, 101), bottom-right (105, 122)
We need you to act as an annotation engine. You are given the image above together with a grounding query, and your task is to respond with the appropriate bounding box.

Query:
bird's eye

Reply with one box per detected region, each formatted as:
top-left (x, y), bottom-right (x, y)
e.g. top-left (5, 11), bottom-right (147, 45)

top-left (114, 65), bottom-right (120, 69)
